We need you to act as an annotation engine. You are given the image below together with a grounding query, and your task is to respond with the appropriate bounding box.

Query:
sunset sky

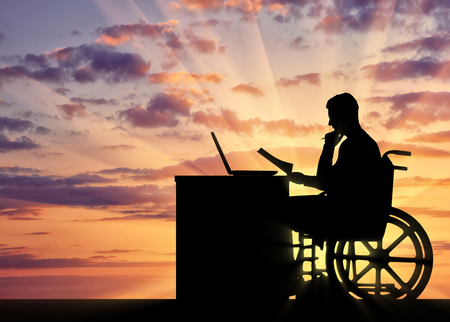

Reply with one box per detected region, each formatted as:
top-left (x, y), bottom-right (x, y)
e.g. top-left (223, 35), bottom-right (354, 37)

top-left (1, 0), bottom-right (450, 299)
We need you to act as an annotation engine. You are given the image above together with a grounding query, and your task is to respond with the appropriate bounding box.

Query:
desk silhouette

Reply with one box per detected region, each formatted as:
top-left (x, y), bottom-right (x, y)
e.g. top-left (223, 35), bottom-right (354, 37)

top-left (175, 175), bottom-right (294, 302)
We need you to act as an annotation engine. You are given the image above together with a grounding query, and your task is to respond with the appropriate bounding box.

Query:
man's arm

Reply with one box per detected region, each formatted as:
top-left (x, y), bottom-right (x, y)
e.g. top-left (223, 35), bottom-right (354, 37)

top-left (289, 131), bottom-right (342, 190)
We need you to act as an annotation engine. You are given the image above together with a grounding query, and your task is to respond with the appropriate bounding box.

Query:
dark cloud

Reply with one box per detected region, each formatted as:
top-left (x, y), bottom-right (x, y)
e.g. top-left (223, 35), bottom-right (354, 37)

top-left (361, 58), bottom-right (450, 82)
top-left (119, 92), bottom-right (193, 128)
top-left (95, 249), bottom-right (141, 254)
top-left (0, 134), bottom-right (41, 153)
top-left (57, 104), bottom-right (88, 120)
top-left (0, 116), bottom-right (52, 136)
top-left (70, 97), bottom-right (118, 106)
top-left (0, 253), bottom-right (174, 270)
top-left (0, 173), bottom-right (174, 207)
top-left (382, 35), bottom-right (450, 55)
top-left (0, 116), bottom-right (35, 133)
top-left (97, 213), bottom-right (175, 221)
top-left (314, 0), bottom-right (395, 34)
top-left (54, 87), bottom-right (71, 96)
top-left (367, 91), bottom-right (450, 129)
top-left (0, 274), bottom-right (175, 299)
top-left (55, 174), bottom-right (117, 186)
top-left (0, 166), bottom-right (41, 174)
top-left (0, 44), bottom-right (151, 87)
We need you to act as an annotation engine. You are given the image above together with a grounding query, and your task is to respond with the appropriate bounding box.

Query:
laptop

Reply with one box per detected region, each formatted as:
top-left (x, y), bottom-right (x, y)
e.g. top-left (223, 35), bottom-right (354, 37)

top-left (211, 132), bottom-right (277, 176)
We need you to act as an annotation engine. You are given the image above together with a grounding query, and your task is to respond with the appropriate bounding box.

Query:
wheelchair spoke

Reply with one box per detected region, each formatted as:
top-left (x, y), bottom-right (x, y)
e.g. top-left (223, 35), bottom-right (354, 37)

top-left (353, 261), bottom-right (374, 283)
top-left (385, 231), bottom-right (408, 254)
top-left (384, 265), bottom-right (409, 290)
top-left (361, 240), bottom-right (377, 253)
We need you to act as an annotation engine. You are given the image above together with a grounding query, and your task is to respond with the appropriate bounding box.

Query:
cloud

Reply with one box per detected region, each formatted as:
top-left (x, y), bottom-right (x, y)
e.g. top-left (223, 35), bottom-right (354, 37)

top-left (361, 58), bottom-right (450, 82)
top-left (148, 71), bottom-right (223, 85)
top-left (24, 232), bottom-right (50, 235)
top-left (119, 92), bottom-right (194, 128)
top-left (0, 253), bottom-right (175, 270)
top-left (69, 97), bottom-right (118, 106)
top-left (184, 29), bottom-right (218, 54)
top-left (1, 44), bottom-right (151, 87)
top-left (0, 207), bottom-right (45, 220)
top-left (405, 130), bottom-right (450, 143)
top-left (96, 19), bottom-right (180, 46)
top-left (57, 104), bottom-right (88, 120)
top-left (55, 174), bottom-right (117, 186)
top-left (378, 140), bottom-right (450, 158)
top-left (367, 91), bottom-right (450, 129)
top-left (0, 166), bottom-right (41, 174)
top-left (96, 249), bottom-right (142, 254)
top-left (394, 176), bottom-right (450, 187)
top-left (400, 206), bottom-right (450, 219)
top-left (276, 73), bottom-right (321, 87)
top-left (179, 0), bottom-right (223, 11)
top-left (0, 173), bottom-right (174, 207)
top-left (288, 36), bottom-right (310, 50)
top-left (0, 134), bottom-right (41, 153)
top-left (232, 83), bottom-right (265, 97)
top-left (0, 274), bottom-right (175, 299)
top-left (0, 116), bottom-right (35, 133)
top-left (0, 116), bottom-right (52, 136)
top-left (101, 145), bottom-right (137, 151)
top-left (97, 213), bottom-right (175, 221)
top-left (381, 35), bottom-right (450, 55)
top-left (314, 0), bottom-right (395, 34)
top-left (0, 66), bottom-right (26, 88)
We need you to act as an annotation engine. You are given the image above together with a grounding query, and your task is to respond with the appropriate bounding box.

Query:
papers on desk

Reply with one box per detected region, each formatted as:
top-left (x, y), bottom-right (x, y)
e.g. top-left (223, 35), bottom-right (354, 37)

top-left (257, 148), bottom-right (293, 174)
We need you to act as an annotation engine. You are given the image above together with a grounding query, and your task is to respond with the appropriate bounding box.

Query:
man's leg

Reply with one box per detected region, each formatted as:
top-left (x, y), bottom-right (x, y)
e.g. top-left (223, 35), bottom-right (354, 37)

top-left (277, 194), bottom-right (330, 235)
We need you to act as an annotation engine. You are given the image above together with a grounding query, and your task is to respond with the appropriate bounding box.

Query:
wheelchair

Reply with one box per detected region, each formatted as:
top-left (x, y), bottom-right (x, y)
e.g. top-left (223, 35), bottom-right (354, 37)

top-left (293, 150), bottom-right (433, 300)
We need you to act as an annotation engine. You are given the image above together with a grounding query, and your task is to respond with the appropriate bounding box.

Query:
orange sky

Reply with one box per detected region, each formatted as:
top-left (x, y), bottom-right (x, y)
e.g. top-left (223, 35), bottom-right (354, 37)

top-left (1, 0), bottom-right (450, 299)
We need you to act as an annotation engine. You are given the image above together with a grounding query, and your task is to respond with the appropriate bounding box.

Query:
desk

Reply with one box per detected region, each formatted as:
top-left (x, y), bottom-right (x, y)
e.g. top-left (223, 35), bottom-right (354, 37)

top-left (175, 175), bottom-right (294, 301)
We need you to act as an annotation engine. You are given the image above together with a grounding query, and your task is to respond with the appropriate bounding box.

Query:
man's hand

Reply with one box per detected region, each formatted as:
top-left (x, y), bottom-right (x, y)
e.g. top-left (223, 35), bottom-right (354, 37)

top-left (324, 131), bottom-right (343, 147)
top-left (288, 172), bottom-right (306, 184)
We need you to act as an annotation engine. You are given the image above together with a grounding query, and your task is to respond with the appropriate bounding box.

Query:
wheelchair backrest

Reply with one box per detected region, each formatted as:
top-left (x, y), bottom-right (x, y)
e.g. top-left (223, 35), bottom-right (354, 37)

top-left (381, 150), bottom-right (411, 209)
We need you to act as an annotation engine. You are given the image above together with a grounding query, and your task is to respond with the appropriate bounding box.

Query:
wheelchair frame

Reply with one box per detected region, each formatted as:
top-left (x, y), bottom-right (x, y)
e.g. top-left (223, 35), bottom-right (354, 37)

top-left (294, 150), bottom-right (433, 300)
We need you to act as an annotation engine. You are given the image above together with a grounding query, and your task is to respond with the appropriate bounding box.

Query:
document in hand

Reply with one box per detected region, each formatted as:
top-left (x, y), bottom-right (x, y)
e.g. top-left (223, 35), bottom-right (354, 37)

top-left (257, 148), bottom-right (293, 174)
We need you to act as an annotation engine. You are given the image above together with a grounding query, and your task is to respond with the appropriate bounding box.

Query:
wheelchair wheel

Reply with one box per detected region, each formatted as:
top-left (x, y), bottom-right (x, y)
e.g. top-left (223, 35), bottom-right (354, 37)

top-left (329, 208), bottom-right (433, 300)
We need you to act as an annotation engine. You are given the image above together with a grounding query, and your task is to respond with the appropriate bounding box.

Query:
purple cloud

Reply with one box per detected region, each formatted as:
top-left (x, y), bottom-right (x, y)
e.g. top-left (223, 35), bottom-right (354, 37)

top-left (0, 134), bottom-right (41, 153)
top-left (0, 44), bottom-right (151, 87)
top-left (361, 58), bottom-right (450, 82)
top-left (119, 92), bottom-right (193, 128)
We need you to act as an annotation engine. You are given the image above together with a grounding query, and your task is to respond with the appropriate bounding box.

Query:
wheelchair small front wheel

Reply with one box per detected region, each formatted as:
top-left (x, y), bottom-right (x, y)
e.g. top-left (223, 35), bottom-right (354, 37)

top-left (329, 208), bottom-right (433, 300)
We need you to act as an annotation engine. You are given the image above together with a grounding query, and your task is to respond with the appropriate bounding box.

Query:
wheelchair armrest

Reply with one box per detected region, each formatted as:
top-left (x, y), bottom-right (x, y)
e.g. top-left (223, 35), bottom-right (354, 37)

top-left (382, 150), bottom-right (411, 158)
top-left (382, 150), bottom-right (411, 171)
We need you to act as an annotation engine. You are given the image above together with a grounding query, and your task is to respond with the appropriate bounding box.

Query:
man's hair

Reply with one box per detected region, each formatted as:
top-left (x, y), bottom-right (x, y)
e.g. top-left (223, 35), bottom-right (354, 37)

top-left (326, 93), bottom-right (359, 120)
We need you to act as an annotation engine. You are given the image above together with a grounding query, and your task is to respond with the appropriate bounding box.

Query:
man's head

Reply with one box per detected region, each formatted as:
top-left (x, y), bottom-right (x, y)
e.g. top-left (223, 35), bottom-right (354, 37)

top-left (326, 93), bottom-right (360, 135)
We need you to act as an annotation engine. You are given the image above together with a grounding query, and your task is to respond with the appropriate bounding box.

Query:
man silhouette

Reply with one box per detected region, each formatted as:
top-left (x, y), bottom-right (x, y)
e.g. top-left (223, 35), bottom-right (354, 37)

top-left (281, 93), bottom-right (384, 240)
